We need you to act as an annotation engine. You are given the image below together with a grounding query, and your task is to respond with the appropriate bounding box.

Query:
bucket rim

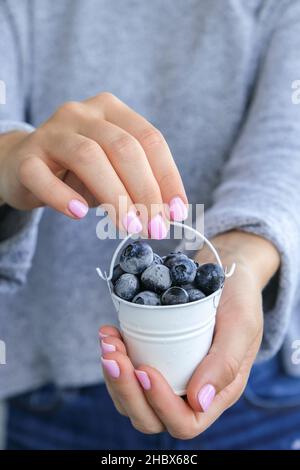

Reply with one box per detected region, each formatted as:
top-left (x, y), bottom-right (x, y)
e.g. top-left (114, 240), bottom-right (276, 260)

top-left (111, 286), bottom-right (222, 310)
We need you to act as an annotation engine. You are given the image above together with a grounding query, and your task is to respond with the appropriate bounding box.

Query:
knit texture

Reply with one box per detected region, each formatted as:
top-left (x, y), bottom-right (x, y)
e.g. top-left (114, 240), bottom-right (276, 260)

top-left (1, 0), bottom-right (300, 397)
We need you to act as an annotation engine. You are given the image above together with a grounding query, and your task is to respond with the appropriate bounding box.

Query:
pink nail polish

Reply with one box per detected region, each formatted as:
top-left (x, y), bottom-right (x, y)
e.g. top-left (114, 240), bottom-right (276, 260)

top-left (148, 214), bottom-right (168, 240)
top-left (98, 330), bottom-right (109, 339)
top-left (101, 340), bottom-right (116, 354)
top-left (122, 211), bottom-right (143, 234)
top-left (197, 384), bottom-right (216, 412)
top-left (135, 370), bottom-right (151, 390)
top-left (169, 197), bottom-right (188, 221)
top-left (101, 357), bottom-right (120, 378)
top-left (68, 199), bottom-right (89, 218)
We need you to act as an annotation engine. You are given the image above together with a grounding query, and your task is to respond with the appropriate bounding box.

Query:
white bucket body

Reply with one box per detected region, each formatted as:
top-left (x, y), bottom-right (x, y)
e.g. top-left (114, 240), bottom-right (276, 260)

top-left (111, 288), bottom-right (222, 395)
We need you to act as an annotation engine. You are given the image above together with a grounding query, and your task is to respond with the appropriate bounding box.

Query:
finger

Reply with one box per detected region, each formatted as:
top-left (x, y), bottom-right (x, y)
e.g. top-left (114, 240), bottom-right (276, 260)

top-left (43, 132), bottom-right (142, 234)
top-left (89, 93), bottom-right (188, 221)
top-left (101, 351), bottom-right (164, 434)
top-left (186, 304), bottom-right (261, 412)
top-left (18, 155), bottom-right (89, 219)
top-left (98, 354), bottom-right (128, 417)
top-left (134, 365), bottom-right (202, 440)
top-left (136, 356), bottom-right (256, 439)
top-left (79, 116), bottom-right (168, 238)
top-left (99, 325), bottom-right (122, 339)
top-left (62, 170), bottom-right (99, 208)
top-left (186, 342), bottom-right (258, 434)
top-left (100, 337), bottom-right (127, 355)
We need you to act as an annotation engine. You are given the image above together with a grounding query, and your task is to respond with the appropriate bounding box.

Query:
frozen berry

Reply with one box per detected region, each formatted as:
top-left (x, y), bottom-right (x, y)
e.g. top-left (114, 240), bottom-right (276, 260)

top-left (152, 253), bottom-right (163, 265)
top-left (120, 241), bottom-right (153, 275)
top-left (195, 263), bottom-right (225, 295)
top-left (161, 286), bottom-right (189, 305)
top-left (163, 251), bottom-right (188, 268)
top-left (132, 291), bottom-right (161, 305)
top-left (141, 264), bottom-right (172, 293)
top-left (188, 288), bottom-right (206, 302)
top-left (114, 273), bottom-right (140, 301)
top-left (111, 264), bottom-right (125, 284)
top-left (169, 257), bottom-right (197, 285)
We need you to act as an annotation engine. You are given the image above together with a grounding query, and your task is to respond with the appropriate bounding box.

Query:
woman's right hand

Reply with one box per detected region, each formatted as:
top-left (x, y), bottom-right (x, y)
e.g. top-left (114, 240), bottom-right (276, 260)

top-left (0, 93), bottom-right (187, 238)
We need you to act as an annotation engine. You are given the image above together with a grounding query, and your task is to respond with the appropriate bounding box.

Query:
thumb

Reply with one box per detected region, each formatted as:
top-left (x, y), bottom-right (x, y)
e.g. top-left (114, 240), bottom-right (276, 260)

top-left (186, 305), bottom-right (260, 412)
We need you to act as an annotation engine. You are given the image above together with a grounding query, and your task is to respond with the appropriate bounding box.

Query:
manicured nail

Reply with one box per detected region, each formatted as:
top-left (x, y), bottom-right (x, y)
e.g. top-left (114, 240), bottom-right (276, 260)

top-left (148, 214), bottom-right (168, 239)
top-left (197, 384), bottom-right (216, 412)
top-left (68, 199), bottom-right (89, 218)
top-left (98, 329), bottom-right (109, 339)
top-left (169, 197), bottom-right (188, 221)
top-left (101, 340), bottom-right (116, 354)
top-left (135, 370), bottom-right (151, 390)
top-left (122, 211), bottom-right (143, 234)
top-left (101, 357), bottom-right (120, 378)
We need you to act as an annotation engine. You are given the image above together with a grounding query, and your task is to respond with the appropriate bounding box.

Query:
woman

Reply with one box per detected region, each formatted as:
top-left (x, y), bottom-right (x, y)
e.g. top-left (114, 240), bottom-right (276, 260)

top-left (1, 0), bottom-right (300, 449)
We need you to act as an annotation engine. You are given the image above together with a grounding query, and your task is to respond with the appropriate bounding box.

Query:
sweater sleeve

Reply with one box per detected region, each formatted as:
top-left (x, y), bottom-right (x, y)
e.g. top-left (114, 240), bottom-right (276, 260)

top-left (0, 0), bottom-right (43, 293)
top-left (201, 0), bottom-right (300, 361)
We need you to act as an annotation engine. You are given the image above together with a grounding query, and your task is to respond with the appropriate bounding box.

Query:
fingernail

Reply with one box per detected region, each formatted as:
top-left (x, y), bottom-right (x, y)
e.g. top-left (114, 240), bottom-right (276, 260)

top-left (98, 329), bottom-right (109, 339)
top-left (101, 340), bottom-right (116, 354)
top-left (122, 211), bottom-right (143, 234)
top-left (197, 384), bottom-right (216, 412)
top-left (68, 199), bottom-right (89, 218)
top-left (169, 197), bottom-right (188, 221)
top-left (101, 357), bottom-right (120, 378)
top-left (135, 370), bottom-right (151, 390)
top-left (148, 214), bottom-right (168, 240)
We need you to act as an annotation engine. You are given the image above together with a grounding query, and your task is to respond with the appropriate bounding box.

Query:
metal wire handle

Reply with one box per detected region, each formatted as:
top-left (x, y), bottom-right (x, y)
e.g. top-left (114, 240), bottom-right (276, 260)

top-left (96, 221), bottom-right (236, 284)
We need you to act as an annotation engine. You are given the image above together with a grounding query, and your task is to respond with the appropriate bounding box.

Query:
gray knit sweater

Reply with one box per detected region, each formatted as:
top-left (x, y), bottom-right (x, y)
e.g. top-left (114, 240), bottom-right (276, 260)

top-left (1, 0), bottom-right (300, 399)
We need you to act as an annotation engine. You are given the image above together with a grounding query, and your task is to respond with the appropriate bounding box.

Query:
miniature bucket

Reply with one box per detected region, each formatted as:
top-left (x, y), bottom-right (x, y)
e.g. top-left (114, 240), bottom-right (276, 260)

top-left (97, 221), bottom-right (235, 395)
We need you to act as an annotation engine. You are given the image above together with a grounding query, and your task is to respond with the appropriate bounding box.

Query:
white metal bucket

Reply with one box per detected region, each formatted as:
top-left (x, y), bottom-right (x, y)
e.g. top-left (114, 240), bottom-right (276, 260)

top-left (97, 221), bottom-right (235, 395)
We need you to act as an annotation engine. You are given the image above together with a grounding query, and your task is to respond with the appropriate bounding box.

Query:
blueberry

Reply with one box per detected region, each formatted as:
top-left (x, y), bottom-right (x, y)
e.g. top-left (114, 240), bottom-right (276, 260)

top-left (163, 251), bottom-right (188, 268)
top-left (152, 253), bottom-right (163, 265)
top-left (181, 282), bottom-right (196, 291)
top-left (161, 287), bottom-right (189, 305)
top-left (188, 288), bottom-right (206, 302)
top-left (114, 273), bottom-right (140, 301)
top-left (141, 264), bottom-right (172, 293)
top-left (111, 264), bottom-right (125, 284)
top-left (120, 241), bottom-right (153, 275)
top-left (132, 291), bottom-right (161, 305)
top-left (195, 263), bottom-right (225, 295)
top-left (169, 257), bottom-right (197, 285)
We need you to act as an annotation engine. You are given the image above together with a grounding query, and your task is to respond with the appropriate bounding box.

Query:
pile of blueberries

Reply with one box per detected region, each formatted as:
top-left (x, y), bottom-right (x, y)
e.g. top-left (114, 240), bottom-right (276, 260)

top-left (112, 241), bottom-right (225, 306)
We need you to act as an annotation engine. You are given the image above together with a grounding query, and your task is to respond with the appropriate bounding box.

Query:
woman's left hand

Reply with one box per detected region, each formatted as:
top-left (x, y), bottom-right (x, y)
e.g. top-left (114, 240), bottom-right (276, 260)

top-left (99, 231), bottom-right (280, 438)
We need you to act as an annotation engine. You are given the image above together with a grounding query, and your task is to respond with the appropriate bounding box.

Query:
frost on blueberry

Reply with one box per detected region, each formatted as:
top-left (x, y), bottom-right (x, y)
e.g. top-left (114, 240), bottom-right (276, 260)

top-left (161, 286), bottom-right (189, 305)
top-left (195, 263), bottom-right (225, 295)
top-left (120, 241), bottom-right (153, 274)
top-left (188, 288), bottom-right (206, 302)
top-left (152, 253), bottom-right (163, 265)
top-left (111, 264), bottom-right (125, 284)
top-left (141, 264), bottom-right (172, 293)
top-left (133, 291), bottom-right (161, 305)
top-left (169, 257), bottom-right (197, 285)
top-left (114, 273), bottom-right (140, 301)
top-left (112, 246), bottom-right (224, 306)
top-left (163, 251), bottom-right (188, 268)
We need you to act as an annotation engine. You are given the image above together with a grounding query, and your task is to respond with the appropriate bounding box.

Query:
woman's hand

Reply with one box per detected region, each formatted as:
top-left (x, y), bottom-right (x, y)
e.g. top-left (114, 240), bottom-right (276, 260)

top-left (0, 93), bottom-right (187, 238)
top-left (99, 231), bottom-right (280, 438)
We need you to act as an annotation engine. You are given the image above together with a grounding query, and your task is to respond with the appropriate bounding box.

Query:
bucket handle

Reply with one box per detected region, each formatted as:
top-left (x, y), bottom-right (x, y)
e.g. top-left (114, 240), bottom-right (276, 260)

top-left (96, 221), bottom-right (236, 284)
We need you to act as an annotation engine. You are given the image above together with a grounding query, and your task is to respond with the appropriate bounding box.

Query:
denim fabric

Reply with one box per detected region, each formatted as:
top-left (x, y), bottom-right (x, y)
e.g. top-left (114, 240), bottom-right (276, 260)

top-left (6, 357), bottom-right (300, 450)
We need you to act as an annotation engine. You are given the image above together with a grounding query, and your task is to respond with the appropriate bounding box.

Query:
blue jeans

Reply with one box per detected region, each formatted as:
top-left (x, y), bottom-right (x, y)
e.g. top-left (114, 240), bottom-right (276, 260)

top-left (6, 356), bottom-right (300, 450)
